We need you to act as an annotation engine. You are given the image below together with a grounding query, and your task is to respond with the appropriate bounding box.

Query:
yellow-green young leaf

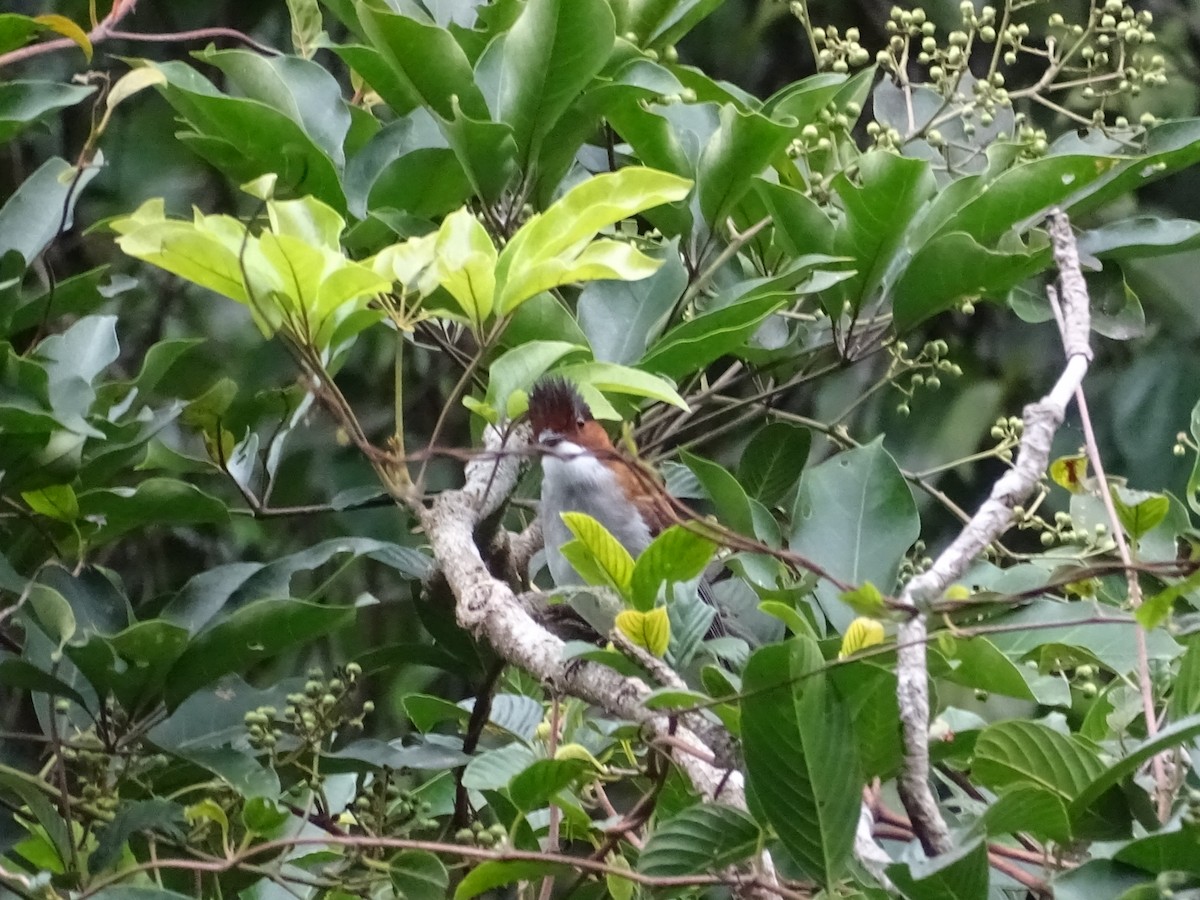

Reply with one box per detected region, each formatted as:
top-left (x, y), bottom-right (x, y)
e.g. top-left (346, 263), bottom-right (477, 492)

top-left (561, 512), bottom-right (634, 595)
top-left (113, 199), bottom-right (250, 304)
top-left (495, 167), bottom-right (693, 313)
top-left (605, 853), bottom-right (634, 900)
top-left (285, 0), bottom-right (324, 57)
top-left (944, 584), bottom-right (971, 601)
top-left (1136, 568), bottom-right (1200, 630)
top-left (840, 581), bottom-right (885, 617)
top-left (555, 361), bottom-right (689, 411)
top-left (839, 617), bottom-right (885, 658)
top-left (616, 607), bottom-right (670, 656)
top-left (28, 584), bottom-right (75, 656)
top-left (34, 14), bottom-right (91, 61)
top-left (99, 67), bottom-right (166, 133)
top-left (758, 600), bottom-right (816, 638)
top-left (497, 239), bottom-right (663, 314)
top-left (185, 798), bottom-right (230, 850)
top-left (1112, 489), bottom-right (1169, 541)
top-left (435, 208), bottom-right (497, 326)
top-left (1050, 454), bottom-right (1088, 494)
top-left (554, 742), bottom-right (606, 772)
top-left (22, 485), bottom-right (79, 522)
top-left (368, 233), bottom-right (440, 296)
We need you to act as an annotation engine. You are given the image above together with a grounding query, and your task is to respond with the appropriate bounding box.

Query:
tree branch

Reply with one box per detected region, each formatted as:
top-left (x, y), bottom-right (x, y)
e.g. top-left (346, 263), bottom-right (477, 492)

top-left (892, 208), bottom-right (1094, 855)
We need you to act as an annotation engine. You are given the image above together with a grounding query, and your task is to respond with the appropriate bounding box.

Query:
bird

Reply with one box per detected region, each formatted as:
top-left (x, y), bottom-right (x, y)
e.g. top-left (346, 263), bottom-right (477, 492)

top-left (527, 376), bottom-right (728, 636)
top-left (527, 377), bottom-right (672, 587)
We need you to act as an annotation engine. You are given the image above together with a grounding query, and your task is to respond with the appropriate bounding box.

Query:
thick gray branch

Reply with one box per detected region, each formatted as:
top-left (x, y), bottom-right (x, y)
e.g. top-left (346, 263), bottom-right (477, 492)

top-left (892, 209), bottom-right (1093, 855)
top-left (418, 425), bottom-right (750, 811)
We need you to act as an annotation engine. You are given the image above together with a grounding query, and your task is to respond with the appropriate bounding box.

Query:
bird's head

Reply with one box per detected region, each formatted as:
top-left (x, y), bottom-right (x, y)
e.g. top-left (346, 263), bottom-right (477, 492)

top-left (528, 377), bottom-right (612, 454)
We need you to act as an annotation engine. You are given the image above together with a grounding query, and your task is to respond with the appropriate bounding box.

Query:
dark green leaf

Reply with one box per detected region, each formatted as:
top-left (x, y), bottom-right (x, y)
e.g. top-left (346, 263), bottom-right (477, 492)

top-left (790, 438), bottom-right (918, 633)
top-left (507, 758), bottom-right (590, 811)
top-left (0, 156), bottom-right (100, 266)
top-left (77, 478), bottom-right (230, 544)
top-left (92, 799), bottom-right (185, 872)
top-left (391, 850), bottom-right (450, 900)
top-left (981, 786), bottom-right (1072, 844)
top-left (973, 720), bottom-right (1106, 801)
top-left (886, 837), bottom-right (988, 900)
top-left (165, 599), bottom-right (355, 708)
top-left (742, 637), bottom-right (859, 883)
top-left (738, 421), bottom-right (810, 506)
top-left (680, 449), bottom-right (755, 538)
top-left (0, 81), bottom-right (96, 145)
top-left (639, 802), bottom-right (760, 876)
top-left (481, 0), bottom-right (614, 167)
top-left (893, 232), bottom-right (1046, 330)
top-left (640, 293), bottom-right (788, 380)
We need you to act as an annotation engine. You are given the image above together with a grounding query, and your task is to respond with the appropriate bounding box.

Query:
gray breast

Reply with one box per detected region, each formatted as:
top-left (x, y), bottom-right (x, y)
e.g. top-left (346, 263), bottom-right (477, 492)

top-left (540, 446), bottom-right (652, 587)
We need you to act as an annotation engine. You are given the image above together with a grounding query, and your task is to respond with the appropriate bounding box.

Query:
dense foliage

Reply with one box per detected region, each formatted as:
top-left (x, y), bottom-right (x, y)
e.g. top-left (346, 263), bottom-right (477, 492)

top-left (5, 0), bottom-right (1200, 897)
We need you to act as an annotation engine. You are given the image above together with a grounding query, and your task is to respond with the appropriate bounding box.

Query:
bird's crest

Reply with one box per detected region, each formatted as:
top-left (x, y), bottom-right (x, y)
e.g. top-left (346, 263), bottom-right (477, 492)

top-left (528, 377), bottom-right (592, 436)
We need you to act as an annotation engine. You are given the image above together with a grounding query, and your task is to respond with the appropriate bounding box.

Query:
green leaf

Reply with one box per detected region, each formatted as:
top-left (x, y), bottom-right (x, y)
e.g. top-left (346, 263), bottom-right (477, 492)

top-left (483, 0), bottom-right (614, 167)
top-left (21, 484), bottom-right (79, 522)
top-left (680, 449), bottom-right (755, 538)
top-left (485, 340), bottom-right (587, 420)
top-left (145, 59), bottom-right (346, 212)
top-left (0, 155), bottom-right (100, 266)
top-left (0, 654), bottom-right (88, 707)
top-left (1112, 487), bottom-right (1170, 541)
top-left (1136, 569), bottom-right (1200, 631)
top-left (615, 607), bottom-right (670, 656)
top-left (560, 511), bottom-right (635, 596)
top-left (886, 837), bottom-right (988, 900)
top-left (1078, 216), bottom-right (1200, 259)
top-left (92, 799), bottom-right (185, 872)
top-left (630, 525), bottom-right (716, 612)
top-left (390, 850), bottom-right (450, 900)
top-left (578, 239), bottom-right (686, 365)
top-left (738, 421), bottom-right (811, 506)
top-left (973, 720), bottom-right (1106, 802)
top-left (77, 478), bottom-right (230, 544)
top-left (640, 293), bottom-right (788, 380)
top-left (194, 50), bottom-right (350, 167)
top-left (0, 81), bottom-right (96, 145)
top-left (830, 150), bottom-right (935, 314)
top-left (357, 5), bottom-right (488, 123)
top-left (741, 637), bottom-right (859, 883)
top-left (982, 786), bottom-right (1072, 844)
top-left (164, 599), bottom-right (355, 708)
top-left (495, 167), bottom-right (692, 313)
top-left (507, 758), bottom-right (591, 812)
top-left (242, 797), bottom-right (289, 835)
top-left (639, 803), bottom-right (761, 876)
top-left (27, 583), bottom-right (76, 656)
top-left (790, 438), bottom-right (919, 633)
top-left (455, 860), bottom-right (571, 900)
top-left (987, 600), bottom-right (1180, 675)
top-left (1068, 714), bottom-right (1200, 822)
top-left (1114, 824), bottom-right (1200, 876)
top-left (1169, 639), bottom-right (1200, 720)
top-left (892, 232), bottom-right (1046, 330)
top-left (931, 154), bottom-right (1122, 244)
top-left (696, 104), bottom-right (795, 228)
top-left (0, 14), bottom-right (41, 56)
top-left (286, 0), bottom-right (324, 57)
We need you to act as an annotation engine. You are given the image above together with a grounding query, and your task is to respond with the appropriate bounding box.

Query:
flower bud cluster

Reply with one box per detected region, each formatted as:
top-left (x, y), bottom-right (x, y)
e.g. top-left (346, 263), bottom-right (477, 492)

top-left (891, 339), bottom-right (962, 417)
top-left (245, 662), bottom-right (373, 755)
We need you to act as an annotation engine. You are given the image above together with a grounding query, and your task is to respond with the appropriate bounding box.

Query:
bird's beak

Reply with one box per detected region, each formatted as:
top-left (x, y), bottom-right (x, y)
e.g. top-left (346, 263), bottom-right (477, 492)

top-left (538, 429), bottom-right (563, 448)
